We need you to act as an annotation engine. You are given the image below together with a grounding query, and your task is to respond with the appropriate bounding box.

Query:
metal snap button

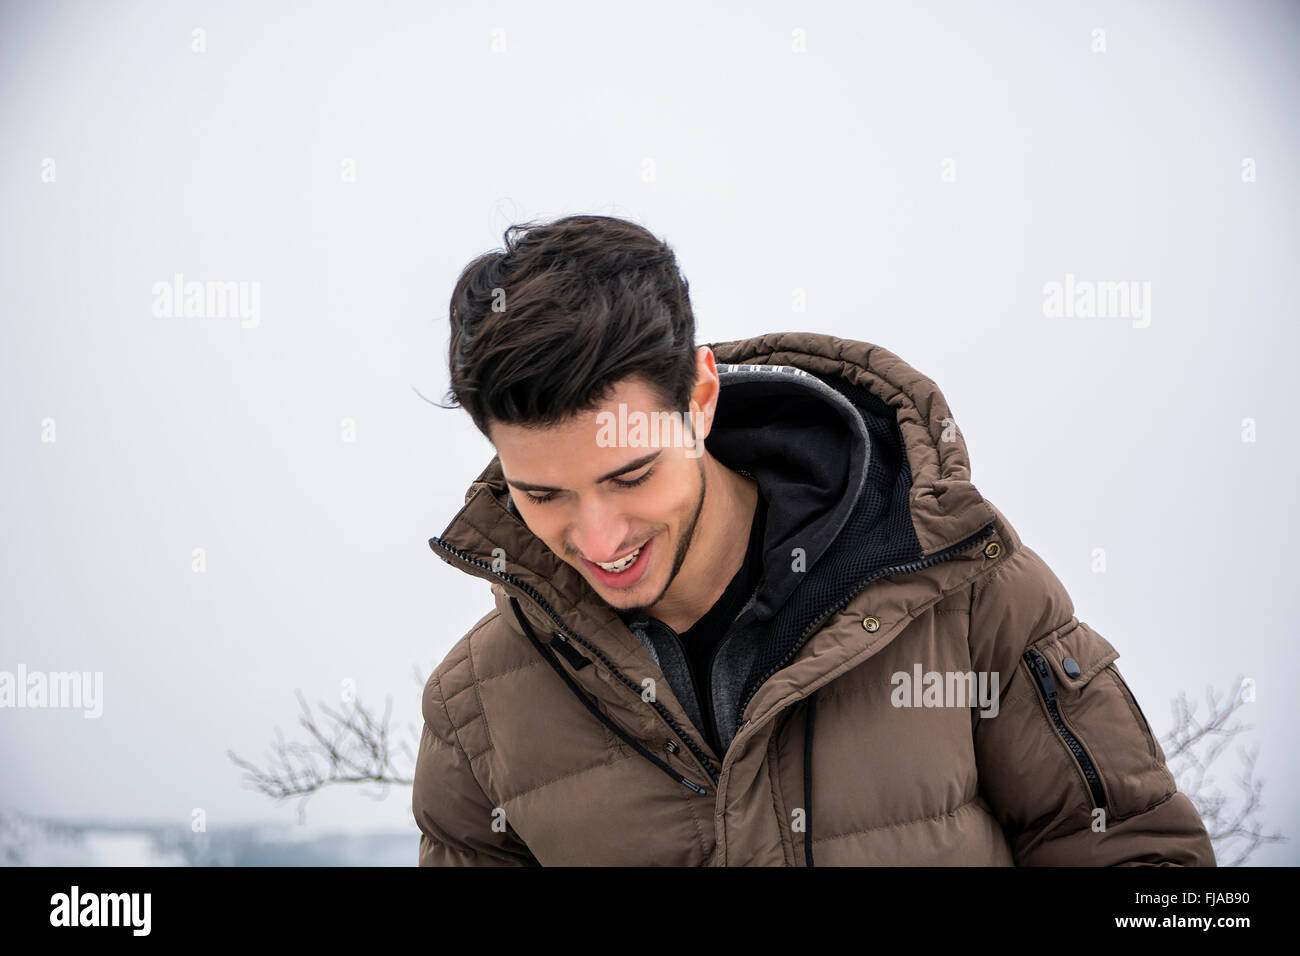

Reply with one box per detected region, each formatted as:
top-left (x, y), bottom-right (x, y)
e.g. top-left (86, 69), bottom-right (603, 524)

top-left (862, 616), bottom-right (880, 632)
top-left (983, 542), bottom-right (1001, 558)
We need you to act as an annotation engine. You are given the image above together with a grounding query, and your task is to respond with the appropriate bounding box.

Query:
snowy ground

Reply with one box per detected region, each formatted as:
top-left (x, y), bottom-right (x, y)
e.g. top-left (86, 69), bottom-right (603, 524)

top-left (0, 810), bottom-right (414, 866)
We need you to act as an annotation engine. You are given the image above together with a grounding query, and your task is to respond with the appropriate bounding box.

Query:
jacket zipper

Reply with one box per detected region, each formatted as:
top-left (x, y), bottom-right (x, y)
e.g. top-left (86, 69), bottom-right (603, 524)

top-left (1022, 648), bottom-right (1107, 809)
top-left (735, 521), bottom-right (997, 728)
top-left (429, 536), bottom-right (721, 789)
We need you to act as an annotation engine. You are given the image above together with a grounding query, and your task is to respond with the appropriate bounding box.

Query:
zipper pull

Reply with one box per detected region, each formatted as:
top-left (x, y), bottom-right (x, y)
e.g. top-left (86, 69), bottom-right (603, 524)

top-left (679, 776), bottom-right (708, 795)
top-left (549, 632), bottom-right (592, 671)
top-left (1025, 650), bottom-right (1058, 700)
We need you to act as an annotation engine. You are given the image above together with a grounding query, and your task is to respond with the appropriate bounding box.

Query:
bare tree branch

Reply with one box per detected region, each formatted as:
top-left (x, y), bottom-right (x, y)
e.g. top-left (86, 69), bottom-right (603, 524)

top-left (227, 690), bottom-right (416, 823)
top-left (1160, 677), bottom-right (1285, 866)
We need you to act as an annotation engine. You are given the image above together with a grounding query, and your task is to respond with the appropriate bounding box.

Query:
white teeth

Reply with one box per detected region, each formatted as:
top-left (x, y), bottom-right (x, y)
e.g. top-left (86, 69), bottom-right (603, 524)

top-left (596, 546), bottom-right (642, 572)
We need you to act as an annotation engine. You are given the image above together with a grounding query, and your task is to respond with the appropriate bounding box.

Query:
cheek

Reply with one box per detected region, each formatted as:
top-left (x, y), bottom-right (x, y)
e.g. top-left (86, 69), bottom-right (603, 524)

top-left (644, 484), bottom-right (683, 525)
top-left (649, 480), bottom-right (695, 535)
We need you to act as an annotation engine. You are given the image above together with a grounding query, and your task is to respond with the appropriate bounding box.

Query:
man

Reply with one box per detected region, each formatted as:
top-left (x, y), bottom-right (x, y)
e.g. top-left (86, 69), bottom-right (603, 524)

top-left (412, 214), bottom-right (1215, 866)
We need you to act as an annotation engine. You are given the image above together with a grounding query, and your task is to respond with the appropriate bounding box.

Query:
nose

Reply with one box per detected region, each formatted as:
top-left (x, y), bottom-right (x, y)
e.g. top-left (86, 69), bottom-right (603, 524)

top-left (570, 497), bottom-right (635, 563)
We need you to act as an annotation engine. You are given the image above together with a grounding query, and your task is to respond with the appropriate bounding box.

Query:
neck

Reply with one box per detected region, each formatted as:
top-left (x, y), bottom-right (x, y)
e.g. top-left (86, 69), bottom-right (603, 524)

top-left (646, 454), bottom-right (758, 634)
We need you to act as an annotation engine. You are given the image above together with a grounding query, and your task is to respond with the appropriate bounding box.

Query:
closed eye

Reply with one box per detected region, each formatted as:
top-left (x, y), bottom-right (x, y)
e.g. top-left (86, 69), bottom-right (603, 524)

top-left (613, 467), bottom-right (654, 490)
top-left (523, 466), bottom-right (655, 505)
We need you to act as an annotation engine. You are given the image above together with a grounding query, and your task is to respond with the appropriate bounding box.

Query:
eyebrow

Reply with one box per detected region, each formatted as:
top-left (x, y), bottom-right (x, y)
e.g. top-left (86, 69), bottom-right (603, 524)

top-left (505, 451), bottom-right (662, 493)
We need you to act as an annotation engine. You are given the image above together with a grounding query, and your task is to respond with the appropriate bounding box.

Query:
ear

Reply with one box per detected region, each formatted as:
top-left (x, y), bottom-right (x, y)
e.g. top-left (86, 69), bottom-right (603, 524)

top-left (688, 347), bottom-right (720, 440)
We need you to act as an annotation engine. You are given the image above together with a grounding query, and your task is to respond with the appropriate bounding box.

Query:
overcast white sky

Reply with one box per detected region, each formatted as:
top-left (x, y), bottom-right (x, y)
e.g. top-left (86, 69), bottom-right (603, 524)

top-left (1, 0), bottom-right (1296, 864)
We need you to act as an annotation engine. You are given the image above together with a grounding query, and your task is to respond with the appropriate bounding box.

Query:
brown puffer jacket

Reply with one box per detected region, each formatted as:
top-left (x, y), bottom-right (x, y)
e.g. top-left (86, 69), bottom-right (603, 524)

top-left (413, 332), bottom-right (1216, 866)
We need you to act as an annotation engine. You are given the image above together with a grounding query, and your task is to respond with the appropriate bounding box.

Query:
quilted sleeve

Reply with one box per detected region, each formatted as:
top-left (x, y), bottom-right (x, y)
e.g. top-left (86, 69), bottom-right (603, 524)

top-left (969, 542), bottom-right (1216, 866)
top-left (412, 668), bottom-right (538, 866)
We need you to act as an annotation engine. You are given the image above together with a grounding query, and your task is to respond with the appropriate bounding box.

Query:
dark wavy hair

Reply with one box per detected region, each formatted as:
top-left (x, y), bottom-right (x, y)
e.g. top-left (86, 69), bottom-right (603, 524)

top-left (442, 214), bottom-right (698, 441)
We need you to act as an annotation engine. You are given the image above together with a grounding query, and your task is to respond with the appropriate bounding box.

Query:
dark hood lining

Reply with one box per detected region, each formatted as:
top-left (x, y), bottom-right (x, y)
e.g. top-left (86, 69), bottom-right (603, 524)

top-left (705, 364), bottom-right (871, 622)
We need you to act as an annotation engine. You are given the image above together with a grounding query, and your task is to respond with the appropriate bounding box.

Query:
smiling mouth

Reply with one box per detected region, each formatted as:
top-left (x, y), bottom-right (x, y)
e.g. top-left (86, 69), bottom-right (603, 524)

top-left (592, 544), bottom-right (645, 572)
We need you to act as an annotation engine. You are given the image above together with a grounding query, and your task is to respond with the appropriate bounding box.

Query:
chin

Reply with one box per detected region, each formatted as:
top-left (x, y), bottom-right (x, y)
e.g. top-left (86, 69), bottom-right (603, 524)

top-left (599, 572), bottom-right (656, 607)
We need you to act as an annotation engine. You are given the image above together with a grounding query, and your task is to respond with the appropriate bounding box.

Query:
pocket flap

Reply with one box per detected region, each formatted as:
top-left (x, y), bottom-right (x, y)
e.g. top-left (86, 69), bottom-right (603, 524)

top-left (1032, 619), bottom-right (1119, 690)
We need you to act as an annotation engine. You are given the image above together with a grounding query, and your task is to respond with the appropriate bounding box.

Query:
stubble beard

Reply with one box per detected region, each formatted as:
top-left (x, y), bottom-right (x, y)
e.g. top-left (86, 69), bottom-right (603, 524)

top-left (622, 456), bottom-right (707, 614)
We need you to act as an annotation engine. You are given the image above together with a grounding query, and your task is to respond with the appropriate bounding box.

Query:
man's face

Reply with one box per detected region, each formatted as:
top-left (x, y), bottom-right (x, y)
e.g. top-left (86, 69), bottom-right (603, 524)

top-left (490, 373), bottom-right (710, 613)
